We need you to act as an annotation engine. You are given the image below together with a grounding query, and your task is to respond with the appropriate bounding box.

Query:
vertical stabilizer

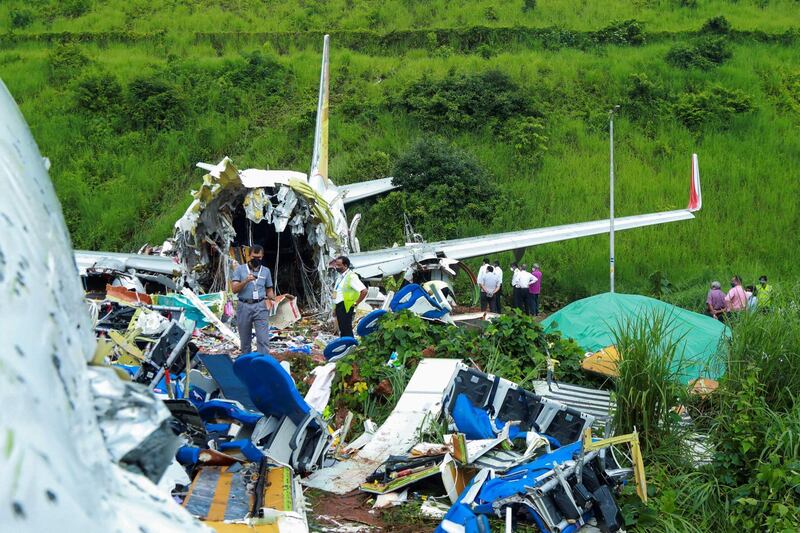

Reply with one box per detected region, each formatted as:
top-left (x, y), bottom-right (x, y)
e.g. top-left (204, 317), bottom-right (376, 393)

top-left (309, 34), bottom-right (330, 189)
top-left (688, 153), bottom-right (702, 212)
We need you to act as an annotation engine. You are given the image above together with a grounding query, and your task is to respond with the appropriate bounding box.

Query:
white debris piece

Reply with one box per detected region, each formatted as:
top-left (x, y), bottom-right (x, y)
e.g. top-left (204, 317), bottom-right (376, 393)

top-left (303, 359), bottom-right (461, 494)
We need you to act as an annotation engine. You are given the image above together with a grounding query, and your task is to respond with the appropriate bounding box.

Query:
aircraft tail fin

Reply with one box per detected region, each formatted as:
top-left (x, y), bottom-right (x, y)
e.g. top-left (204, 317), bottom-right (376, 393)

top-left (310, 34), bottom-right (330, 185)
top-left (688, 153), bottom-right (702, 212)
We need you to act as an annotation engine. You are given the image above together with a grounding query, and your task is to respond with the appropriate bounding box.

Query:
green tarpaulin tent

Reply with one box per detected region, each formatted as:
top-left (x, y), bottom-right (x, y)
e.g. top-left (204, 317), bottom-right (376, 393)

top-left (541, 292), bottom-right (729, 383)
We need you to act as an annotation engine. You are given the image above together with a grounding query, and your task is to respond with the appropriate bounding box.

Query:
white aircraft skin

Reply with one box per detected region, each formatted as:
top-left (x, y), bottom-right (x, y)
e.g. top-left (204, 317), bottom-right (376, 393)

top-left (72, 35), bottom-right (702, 295)
top-left (0, 81), bottom-right (209, 531)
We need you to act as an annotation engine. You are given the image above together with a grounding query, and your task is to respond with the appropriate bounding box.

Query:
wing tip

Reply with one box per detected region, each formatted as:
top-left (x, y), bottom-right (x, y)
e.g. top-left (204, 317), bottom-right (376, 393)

top-left (688, 153), bottom-right (702, 212)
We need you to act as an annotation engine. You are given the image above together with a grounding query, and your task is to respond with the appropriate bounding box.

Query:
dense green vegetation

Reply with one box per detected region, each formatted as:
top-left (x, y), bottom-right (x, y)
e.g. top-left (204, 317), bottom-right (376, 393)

top-left (612, 289), bottom-right (800, 532)
top-left (2, 2), bottom-right (799, 303)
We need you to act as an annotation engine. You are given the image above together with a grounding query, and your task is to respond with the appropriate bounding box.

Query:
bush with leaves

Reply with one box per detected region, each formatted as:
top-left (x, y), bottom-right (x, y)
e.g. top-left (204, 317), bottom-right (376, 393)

top-left (673, 85), bottom-right (753, 130)
top-left (502, 116), bottom-right (548, 164)
top-left (9, 8), bottom-right (34, 29)
top-left (701, 15), bottom-right (731, 35)
top-left (593, 19), bottom-right (646, 46)
top-left (666, 36), bottom-right (732, 69)
top-left (626, 73), bottom-right (669, 124)
top-left (48, 43), bottom-right (91, 83)
top-left (361, 138), bottom-right (504, 246)
top-left (399, 70), bottom-right (533, 131)
top-left (74, 71), bottom-right (123, 114)
top-left (126, 75), bottom-right (187, 130)
top-left (60, 0), bottom-right (91, 18)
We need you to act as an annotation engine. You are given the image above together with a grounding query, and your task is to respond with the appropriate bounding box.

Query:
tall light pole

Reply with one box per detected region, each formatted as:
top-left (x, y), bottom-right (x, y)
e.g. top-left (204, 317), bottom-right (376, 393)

top-left (609, 105), bottom-right (620, 293)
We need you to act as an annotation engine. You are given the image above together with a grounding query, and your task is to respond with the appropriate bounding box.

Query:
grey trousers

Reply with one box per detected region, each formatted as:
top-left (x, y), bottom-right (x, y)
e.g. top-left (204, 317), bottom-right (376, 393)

top-left (236, 301), bottom-right (270, 354)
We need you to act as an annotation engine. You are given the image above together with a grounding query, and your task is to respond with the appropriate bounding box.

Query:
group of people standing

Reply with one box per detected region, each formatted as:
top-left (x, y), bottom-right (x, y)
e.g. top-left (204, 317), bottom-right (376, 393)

top-left (477, 258), bottom-right (542, 316)
top-left (706, 274), bottom-right (773, 321)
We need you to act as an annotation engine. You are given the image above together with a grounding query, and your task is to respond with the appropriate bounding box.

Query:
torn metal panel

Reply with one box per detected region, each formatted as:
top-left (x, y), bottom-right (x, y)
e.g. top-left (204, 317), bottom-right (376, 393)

top-left (303, 358), bottom-right (461, 494)
top-left (88, 366), bottom-right (181, 482)
top-left (75, 249), bottom-right (179, 276)
top-left (182, 287), bottom-right (240, 348)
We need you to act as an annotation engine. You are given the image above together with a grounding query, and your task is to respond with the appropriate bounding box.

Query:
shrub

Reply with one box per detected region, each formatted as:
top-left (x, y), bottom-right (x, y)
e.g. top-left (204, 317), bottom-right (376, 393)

top-left (400, 70), bottom-right (533, 130)
top-left (666, 36), bottom-right (732, 69)
top-left (60, 0), bottom-right (91, 19)
top-left (476, 43), bottom-right (495, 59)
top-left (9, 8), bottom-right (34, 29)
top-left (126, 76), bottom-right (187, 130)
top-left (626, 73), bottom-right (669, 123)
top-left (226, 51), bottom-right (288, 94)
top-left (522, 0), bottom-right (537, 12)
top-left (501, 116), bottom-right (548, 163)
top-left (701, 15), bottom-right (731, 34)
top-left (391, 137), bottom-right (495, 195)
top-left (593, 19), bottom-right (646, 46)
top-left (673, 85), bottom-right (753, 130)
top-left (48, 43), bottom-right (90, 82)
top-left (360, 137), bottom-right (505, 245)
top-left (74, 71), bottom-right (123, 113)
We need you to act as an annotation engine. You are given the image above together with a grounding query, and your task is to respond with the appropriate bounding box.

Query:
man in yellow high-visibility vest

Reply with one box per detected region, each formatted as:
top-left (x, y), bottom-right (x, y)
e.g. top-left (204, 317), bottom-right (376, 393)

top-left (333, 256), bottom-right (367, 338)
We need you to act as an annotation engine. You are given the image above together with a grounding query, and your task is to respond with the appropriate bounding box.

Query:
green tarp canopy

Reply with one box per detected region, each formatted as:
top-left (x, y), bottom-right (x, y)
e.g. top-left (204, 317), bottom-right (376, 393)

top-left (541, 292), bottom-right (729, 383)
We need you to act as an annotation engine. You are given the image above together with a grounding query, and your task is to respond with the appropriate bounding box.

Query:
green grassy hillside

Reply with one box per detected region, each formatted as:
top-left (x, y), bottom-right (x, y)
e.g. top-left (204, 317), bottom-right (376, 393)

top-left (2, 2), bottom-right (799, 303)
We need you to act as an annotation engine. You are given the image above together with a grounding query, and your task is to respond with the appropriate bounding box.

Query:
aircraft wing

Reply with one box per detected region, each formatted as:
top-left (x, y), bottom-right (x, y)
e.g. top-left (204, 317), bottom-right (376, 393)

top-left (74, 250), bottom-right (180, 276)
top-left (350, 209), bottom-right (694, 278)
top-left (339, 177), bottom-right (398, 204)
top-left (352, 154), bottom-right (703, 279)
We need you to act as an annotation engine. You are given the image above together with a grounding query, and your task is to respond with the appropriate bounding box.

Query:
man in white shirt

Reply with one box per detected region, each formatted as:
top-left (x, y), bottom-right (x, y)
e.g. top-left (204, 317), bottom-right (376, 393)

top-left (511, 262), bottom-right (526, 313)
top-left (480, 265), bottom-right (501, 313)
top-left (332, 256), bottom-right (367, 338)
top-left (477, 257), bottom-right (491, 311)
top-left (516, 265), bottom-right (539, 316)
top-left (493, 260), bottom-right (504, 312)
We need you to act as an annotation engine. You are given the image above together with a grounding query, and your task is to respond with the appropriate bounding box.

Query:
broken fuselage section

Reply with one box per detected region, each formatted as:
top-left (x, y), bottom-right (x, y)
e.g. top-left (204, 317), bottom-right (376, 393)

top-left (173, 157), bottom-right (352, 310)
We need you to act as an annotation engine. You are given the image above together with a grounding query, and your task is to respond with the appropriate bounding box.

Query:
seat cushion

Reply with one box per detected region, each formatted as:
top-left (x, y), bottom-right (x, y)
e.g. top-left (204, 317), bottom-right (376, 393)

top-left (233, 353), bottom-right (311, 424)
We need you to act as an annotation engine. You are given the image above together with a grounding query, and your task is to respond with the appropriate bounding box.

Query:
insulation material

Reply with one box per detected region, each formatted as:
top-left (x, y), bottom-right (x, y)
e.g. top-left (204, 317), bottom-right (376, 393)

top-left (0, 80), bottom-right (208, 531)
top-left (88, 366), bottom-right (181, 482)
top-left (244, 188), bottom-right (271, 224)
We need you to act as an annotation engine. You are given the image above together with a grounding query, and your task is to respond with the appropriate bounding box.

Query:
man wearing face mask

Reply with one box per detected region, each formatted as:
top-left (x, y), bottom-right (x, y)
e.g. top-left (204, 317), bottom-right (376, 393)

top-left (231, 245), bottom-right (276, 354)
top-left (332, 255), bottom-right (367, 338)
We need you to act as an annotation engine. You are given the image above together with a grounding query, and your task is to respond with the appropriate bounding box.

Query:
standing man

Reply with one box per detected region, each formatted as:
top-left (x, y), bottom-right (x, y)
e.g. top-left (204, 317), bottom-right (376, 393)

top-left (231, 244), bottom-right (276, 354)
top-left (529, 264), bottom-right (542, 316)
top-left (706, 281), bottom-right (727, 321)
top-left (517, 264), bottom-right (531, 314)
top-left (477, 258), bottom-right (490, 311)
top-left (510, 263), bottom-right (522, 310)
top-left (333, 256), bottom-right (367, 338)
top-left (725, 275), bottom-right (747, 313)
top-left (493, 260), bottom-right (504, 312)
top-left (758, 275), bottom-right (773, 309)
top-left (480, 265), bottom-right (501, 313)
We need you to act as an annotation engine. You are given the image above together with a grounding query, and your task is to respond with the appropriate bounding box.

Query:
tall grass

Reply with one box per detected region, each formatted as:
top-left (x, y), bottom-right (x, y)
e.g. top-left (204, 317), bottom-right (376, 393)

top-left (611, 310), bottom-right (687, 458)
top-left (722, 287), bottom-right (800, 411)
